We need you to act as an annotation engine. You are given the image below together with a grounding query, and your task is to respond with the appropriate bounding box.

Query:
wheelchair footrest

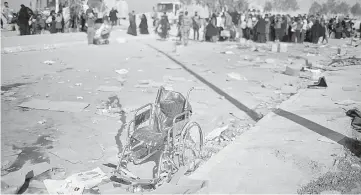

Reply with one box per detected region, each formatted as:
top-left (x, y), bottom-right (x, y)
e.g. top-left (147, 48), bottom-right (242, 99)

top-left (113, 167), bottom-right (157, 185)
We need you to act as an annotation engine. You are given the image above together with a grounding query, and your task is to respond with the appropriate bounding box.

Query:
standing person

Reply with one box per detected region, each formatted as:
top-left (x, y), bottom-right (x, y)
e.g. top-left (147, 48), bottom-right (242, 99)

top-left (181, 11), bottom-right (192, 46)
top-left (157, 12), bottom-right (169, 39)
top-left (264, 14), bottom-right (270, 42)
top-left (109, 7), bottom-right (118, 27)
top-left (127, 10), bottom-right (137, 36)
top-left (321, 19), bottom-right (328, 44)
top-left (80, 9), bottom-right (86, 32)
top-left (192, 11), bottom-right (201, 41)
top-left (2, 2), bottom-right (13, 27)
top-left (205, 14), bottom-right (218, 42)
top-left (335, 19), bottom-right (343, 39)
top-left (246, 14), bottom-right (253, 40)
top-left (86, 7), bottom-right (96, 44)
top-left (295, 17), bottom-right (302, 43)
top-left (17, 4), bottom-right (31, 35)
top-left (274, 14), bottom-right (282, 42)
top-left (300, 16), bottom-right (307, 43)
top-left (256, 15), bottom-right (266, 43)
top-left (177, 11), bottom-right (184, 41)
top-left (290, 18), bottom-right (297, 42)
top-left (152, 6), bottom-right (158, 27)
top-left (55, 12), bottom-right (63, 33)
top-left (139, 14), bottom-right (149, 34)
top-left (310, 19), bottom-right (323, 44)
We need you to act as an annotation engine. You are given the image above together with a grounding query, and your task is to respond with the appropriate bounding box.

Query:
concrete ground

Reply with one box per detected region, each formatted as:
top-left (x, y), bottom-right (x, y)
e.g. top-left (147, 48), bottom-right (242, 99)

top-left (1, 27), bottom-right (361, 194)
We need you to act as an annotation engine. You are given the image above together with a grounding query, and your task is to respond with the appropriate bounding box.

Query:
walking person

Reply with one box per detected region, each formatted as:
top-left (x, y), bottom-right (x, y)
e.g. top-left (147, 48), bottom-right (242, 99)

top-left (181, 11), bottom-right (192, 46)
top-left (127, 11), bottom-right (137, 36)
top-left (109, 7), bottom-right (118, 27)
top-left (192, 11), bottom-right (201, 41)
top-left (157, 12), bottom-right (170, 40)
top-left (85, 7), bottom-right (96, 44)
top-left (139, 14), bottom-right (149, 34)
top-left (17, 4), bottom-right (32, 35)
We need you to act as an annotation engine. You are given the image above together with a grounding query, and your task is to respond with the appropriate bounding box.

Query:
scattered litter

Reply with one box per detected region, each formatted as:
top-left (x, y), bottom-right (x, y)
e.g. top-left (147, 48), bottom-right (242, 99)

top-left (37, 119), bottom-right (46, 124)
top-left (280, 86), bottom-right (297, 94)
top-left (166, 66), bottom-right (181, 70)
top-left (168, 76), bottom-right (187, 82)
top-left (49, 148), bottom-right (81, 164)
top-left (265, 59), bottom-right (275, 64)
top-left (227, 72), bottom-right (247, 81)
top-left (43, 60), bottom-right (55, 65)
top-left (138, 80), bottom-right (151, 85)
top-left (44, 179), bottom-right (84, 195)
top-left (57, 81), bottom-right (65, 84)
top-left (76, 96), bottom-right (83, 100)
top-left (334, 99), bottom-right (361, 106)
top-left (44, 168), bottom-right (107, 194)
top-left (18, 99), bottom-right (90, 113)
top-left (74, 83), bottom-right (82, 86)
top-left (138, 69), bottom-right (143, 72)
top-left (96, 86), bottom-right (122, 92)
top-left (221, 51), bottom-right (234, 54)
top-left (317, 137), bottom-right (337, 144)
top-left (115, 69), bottom-right (129, 75)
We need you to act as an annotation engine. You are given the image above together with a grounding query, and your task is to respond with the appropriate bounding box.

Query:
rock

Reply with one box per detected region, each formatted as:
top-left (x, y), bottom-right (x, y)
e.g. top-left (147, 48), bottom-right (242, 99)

top-left (96, 86), bottom-right (122, 92)
top-left (342, 86), bottom-right (356, 91)
top-left (284, 66), bottom-right (301, 76)
top-left (265, 59), bottom-right (275, 64)
top-left (206, 125), bottom-right (229, 141)
top-left (279, 43), bottom-right (288, 52)
top-left (280, 86), bottom-right (297, 94)
top-left (227, 72), bottom-right (247, 81)
top-left (115, 69), bottom-right (128, 75)
top-left (271, 43), bottom-right (278, 52)
top-left (43, 60), bottom-right (55, 65)
top-left (317, 137), bottom-right (337, 144)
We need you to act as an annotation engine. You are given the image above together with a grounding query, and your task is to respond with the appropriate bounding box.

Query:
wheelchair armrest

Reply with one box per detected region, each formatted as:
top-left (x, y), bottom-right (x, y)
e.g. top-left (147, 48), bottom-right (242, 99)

top-left (167, 110), bottom-right (192, 146)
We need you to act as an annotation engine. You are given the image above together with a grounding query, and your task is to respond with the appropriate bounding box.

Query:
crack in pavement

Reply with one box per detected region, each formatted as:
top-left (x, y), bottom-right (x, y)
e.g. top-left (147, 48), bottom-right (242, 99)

top-left (146, 44), bottom-right (263, 122)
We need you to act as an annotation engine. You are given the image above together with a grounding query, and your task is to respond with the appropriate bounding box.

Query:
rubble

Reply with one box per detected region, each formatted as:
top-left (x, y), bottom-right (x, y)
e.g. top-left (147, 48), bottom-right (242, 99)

top-left (96, 86), bottom-right (122, 92)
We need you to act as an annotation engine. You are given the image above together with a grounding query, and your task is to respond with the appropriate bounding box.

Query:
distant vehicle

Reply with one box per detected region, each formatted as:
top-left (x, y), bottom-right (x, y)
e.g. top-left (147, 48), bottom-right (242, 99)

top-left (156, 1), bottom-right (183, 24)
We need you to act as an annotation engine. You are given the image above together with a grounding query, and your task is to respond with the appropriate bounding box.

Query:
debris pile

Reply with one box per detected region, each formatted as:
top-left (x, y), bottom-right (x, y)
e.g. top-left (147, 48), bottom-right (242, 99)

top-left (96, 95), bottom-right (123, 118)
top-left (329, 57), bottom-right (361, 67)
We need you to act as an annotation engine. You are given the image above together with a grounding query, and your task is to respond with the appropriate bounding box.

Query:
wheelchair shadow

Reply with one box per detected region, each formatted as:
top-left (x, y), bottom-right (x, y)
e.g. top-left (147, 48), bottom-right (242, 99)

top-left (274, 109), bottom-right (361, 158)
top-left (115, 110), bottom-right (127, 157)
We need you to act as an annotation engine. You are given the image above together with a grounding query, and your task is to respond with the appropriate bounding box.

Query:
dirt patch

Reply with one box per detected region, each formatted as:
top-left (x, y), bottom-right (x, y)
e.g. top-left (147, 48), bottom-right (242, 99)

top-left (298, 149), bottom-right (361, 194)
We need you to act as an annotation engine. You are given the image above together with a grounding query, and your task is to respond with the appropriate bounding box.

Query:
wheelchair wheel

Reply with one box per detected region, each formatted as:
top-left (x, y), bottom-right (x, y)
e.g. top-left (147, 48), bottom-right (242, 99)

top-left (179, 121), bottom-right (203, 175)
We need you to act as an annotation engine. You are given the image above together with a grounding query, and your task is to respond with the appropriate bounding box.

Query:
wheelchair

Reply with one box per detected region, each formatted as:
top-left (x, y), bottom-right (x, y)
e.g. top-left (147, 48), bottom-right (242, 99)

top-left (112, 86), bottom-right (204, 190)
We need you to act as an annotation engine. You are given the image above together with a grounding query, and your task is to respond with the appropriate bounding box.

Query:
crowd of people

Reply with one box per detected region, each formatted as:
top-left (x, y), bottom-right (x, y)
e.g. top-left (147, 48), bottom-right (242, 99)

top-left (152, 8), bottom-right (360, 45)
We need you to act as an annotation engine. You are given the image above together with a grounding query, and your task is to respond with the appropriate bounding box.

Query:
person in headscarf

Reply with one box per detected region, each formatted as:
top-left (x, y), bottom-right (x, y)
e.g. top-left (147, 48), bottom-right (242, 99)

top-left (177, 11), bottom-right (184, 41)
top-left (205, 13), bottom-right (218, 42)
top-left (139, 14), bottom-right (149, 34)
top-left (264, 14), bottom-right (270, 42)
top-left (127, 10), bottom-right (137, 36)
top-left (310, 18), bottom-right (323, 44)
top-left (17, 4), bottom-right (32, 35)
top-left (158, 12), bottom-right (170, 39)
top-left (109, 7), bottom-right (118, 27)
top-left (255, 15), bottom-right (266, 43)
top-left (320, 19), bottom-right (328, 44)
top-left (335, 19), bottom-right (343, 39)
